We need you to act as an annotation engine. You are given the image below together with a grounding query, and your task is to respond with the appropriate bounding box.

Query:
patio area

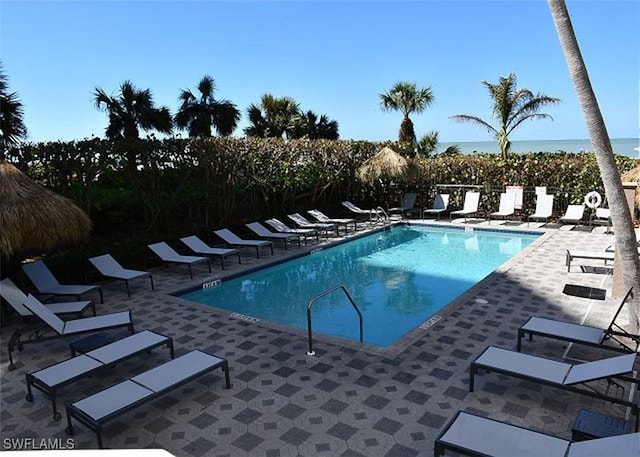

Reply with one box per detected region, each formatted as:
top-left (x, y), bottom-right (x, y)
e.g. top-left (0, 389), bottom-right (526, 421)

top-left (0, 220), bottom-right (635, 456)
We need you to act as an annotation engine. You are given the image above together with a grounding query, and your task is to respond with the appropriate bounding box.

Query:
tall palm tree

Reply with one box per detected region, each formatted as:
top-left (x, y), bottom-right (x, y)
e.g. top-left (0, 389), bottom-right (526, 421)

top-left (549, 0), bottom-right (640, 330)
top-left (379, 82), bottom-right (434, 145)
top-left (0, 64), bottom-right (27, 154)
top-left (175, 75), bottom-right (240, 137)
top-left (244, 94), bottom-right (300, 138)
top-left (451, 74), bottom-right (560, 159)
top-left (290, 110), bottom-right (339, 140)
top-left (94, 81), bottom-right (172, 171)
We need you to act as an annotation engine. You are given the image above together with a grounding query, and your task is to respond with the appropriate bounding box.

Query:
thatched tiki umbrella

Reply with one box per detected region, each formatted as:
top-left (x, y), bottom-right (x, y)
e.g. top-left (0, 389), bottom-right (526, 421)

top-left (0, 161), bottom-right (91, 277)
top-left (357, 146), bottom-right (411, 208)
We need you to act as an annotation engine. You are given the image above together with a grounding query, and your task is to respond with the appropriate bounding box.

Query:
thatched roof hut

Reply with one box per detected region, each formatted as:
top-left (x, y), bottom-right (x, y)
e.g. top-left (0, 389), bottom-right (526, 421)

top-left (357, 146), bottom-right (410, 183)
top-left (621, 165), bottom-right (640, 210)
top-left (0, 161), bottom-right (91, 259)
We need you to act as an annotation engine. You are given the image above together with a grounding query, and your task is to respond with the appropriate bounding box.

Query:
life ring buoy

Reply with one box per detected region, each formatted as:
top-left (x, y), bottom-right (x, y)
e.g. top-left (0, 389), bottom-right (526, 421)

top-left (584, 191), bottom-right (602, 209)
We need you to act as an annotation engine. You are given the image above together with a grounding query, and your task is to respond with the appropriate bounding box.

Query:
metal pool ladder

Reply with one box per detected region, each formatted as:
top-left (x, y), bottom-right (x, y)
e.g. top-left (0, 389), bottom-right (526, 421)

top-left (376, 207), bottom-right (391, 230)
top-left (306, 285), bottom-right (363, 355)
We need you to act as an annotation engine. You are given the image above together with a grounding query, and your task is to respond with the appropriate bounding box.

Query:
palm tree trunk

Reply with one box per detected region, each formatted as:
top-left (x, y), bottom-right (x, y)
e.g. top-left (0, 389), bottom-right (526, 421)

top-left (548, 0), bottom-right (640, 331)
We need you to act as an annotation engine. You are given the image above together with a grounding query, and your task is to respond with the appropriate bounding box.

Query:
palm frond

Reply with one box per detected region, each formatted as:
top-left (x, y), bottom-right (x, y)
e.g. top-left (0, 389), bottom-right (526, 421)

top-left (450, 114), bottom-right (498, 135)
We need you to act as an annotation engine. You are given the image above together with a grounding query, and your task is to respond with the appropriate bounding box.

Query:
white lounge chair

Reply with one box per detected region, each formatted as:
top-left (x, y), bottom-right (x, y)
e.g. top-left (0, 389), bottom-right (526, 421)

top-left (214, 228), bottom-right (273, 259)
top-left (566, 249), bottom-right (614, 272)
top-left (435, 410), bottom-right (640, 457)
top-left (147, 242), bottom-right (211, 278)
top-left (450, 191), bottom-right (481, 223)
top-left (559, 204), bottom-right (585, 225)
top-left (422, 194), bottom-right (449, 220)
top-left (469, 346), bottom-right (639, 426)
top-left (288, 213), bottom-right (339, 236)
top-left (180, 235), bottom-right (241, 269)
top-left (22, 260), bottom-right (104, 304)
top-left (265, 218), bottom-right (320, 242)
top-left (89, 254), bottom-right (153, 297)
top-left (8, 295), bottom-right (134, 371)
top-left (65, 349), bottom-right (231, 448)
top-left (1, 278), bottom-right (95, 319)
top-left (528, 194), bottom-right (554, 226)
top-left (341, 201), bottom-right (382, 223)
top-left (389, 192), bottom-right (417, 219)
top-left (517, 288), bottom-right (639, 353)
top-left (26, 330), bottom-right (174, 420)
top-left (489, 192), bottom-right (516, 224)
top-left (307, 209), bottom-right (357, 232)
top-left (246, 222), bottom-right (301, 250)
top-left (591, 207), bottom-right (612, 233)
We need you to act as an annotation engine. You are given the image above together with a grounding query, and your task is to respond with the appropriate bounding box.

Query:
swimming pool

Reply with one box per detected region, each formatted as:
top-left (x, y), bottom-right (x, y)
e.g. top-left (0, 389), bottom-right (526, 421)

top-left (179, 225), bottom-right (539, 347)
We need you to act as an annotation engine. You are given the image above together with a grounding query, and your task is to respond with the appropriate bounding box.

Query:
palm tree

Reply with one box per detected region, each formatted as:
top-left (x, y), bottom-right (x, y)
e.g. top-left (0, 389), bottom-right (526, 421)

top-left (549, 0), bottom-right (640, 331)
top-left (94, 81), bottom-right (172, 171)
top-left (451, 74), bottom-right (560, 159)
top-left (0, 64), bottom-right (27, 154)
top-left (244, 94), bottom-right (300, 138)
top-left (379, 82), bottom-right (434, 144)
top-left (290, 111), bottom-right (339, 140)
top-left (174, 75), bottom-right (240, 137)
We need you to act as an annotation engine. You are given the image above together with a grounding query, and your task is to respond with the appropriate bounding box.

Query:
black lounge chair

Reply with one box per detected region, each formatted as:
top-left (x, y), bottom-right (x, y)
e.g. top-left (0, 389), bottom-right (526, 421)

top-left (23, 260), bottom-right (104, 304)
top-left (65, 349), bottom-right (231, 448)
top-left (7, 295), bottom-right (134, 371)
top-left (89, 254), bottom-right (154, 297)
top-left (147, 242), bottom-right (211, 278)
top-left (469, 346), bottom-right (640, 430)
top-left (435, 410), bottom-right (640, 457)
top-left (26, 330), bottom-right (174, 420)
top-left (518, 288), bottom-right (639, 353)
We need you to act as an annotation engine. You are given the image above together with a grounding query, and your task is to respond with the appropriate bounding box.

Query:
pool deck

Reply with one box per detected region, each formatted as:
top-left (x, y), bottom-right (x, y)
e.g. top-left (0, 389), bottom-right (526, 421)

top-left (1, 217), bottom-right (637, 455)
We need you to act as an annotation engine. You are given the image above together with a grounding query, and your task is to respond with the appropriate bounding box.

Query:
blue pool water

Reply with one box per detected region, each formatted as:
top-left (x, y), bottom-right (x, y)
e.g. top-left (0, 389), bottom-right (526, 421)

top-left (180, 226), bottom-right (539, 347)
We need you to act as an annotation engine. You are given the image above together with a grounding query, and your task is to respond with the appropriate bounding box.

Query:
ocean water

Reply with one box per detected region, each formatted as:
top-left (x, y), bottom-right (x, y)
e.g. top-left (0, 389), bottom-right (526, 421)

top-left (438, 138), bottom-right (640, 157)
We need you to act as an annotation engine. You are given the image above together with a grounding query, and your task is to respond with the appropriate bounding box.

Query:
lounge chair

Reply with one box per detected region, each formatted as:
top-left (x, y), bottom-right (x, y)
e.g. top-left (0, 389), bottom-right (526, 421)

top-left (469, 346), bottom-right (640, 428)
top-left (180, 235), bottom-right (241, 269)
top-left (8, 295), bottom-right (134, 371)
top-left (591, 207), bottom-right (612, 233)
top-left (288, 213), bottom-right (339, 236)
top-left (389, 192), bottom-right (417, 219)
top-left (23, 260), bottom-right (104, 304)
top-left (307, 209), bottom-right (357, 232)
top-left (450, 191), bottom-right (481, 223)
top-left (341, 201), bottom-right (382, 223)
top-left (214, 228), bottom-right (274, 259)
top-left (1, 277), bottom-right (95, 319)
top-left (566, 249), bottom-right (615, 272)
top-left (89, 254), bottom-right (153, 297)
top-left (528, 194), bottom-right (554, 226)
top-left (435, 410), bottom-right (640, 457)
top-left (422, 194), bottom-right (449, 220)
top-left (265, 218), bottom-right (320, 242)
top-left (489, 192), bottom-right (516, 224)
top-left (65, 349), bottom-right (231, 448)
top-left (246, 222), bottom-right (301, 250)
top-left (26, 330), bottom-right (174, 420)
top-left (517, 288), bottom-right (639, 353)
top-left (559, 204), bottom-right (585, 225)
top-left (147, 242), bottom-right (211, 278)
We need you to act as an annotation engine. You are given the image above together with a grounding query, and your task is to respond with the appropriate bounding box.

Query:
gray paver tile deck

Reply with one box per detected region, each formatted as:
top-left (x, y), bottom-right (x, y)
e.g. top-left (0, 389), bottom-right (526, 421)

top-left (2, 219), bottom-right (635, 455)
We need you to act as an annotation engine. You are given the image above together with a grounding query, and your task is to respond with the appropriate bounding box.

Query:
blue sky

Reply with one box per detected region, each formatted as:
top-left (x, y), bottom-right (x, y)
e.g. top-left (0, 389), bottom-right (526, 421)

top-left (2, 0), bottom-right (638, 143)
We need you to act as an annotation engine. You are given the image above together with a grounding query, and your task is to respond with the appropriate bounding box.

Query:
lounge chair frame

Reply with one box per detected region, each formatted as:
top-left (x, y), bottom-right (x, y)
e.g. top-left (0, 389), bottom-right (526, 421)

top-left (341, 201), bottom-right (382, 224)
top-left (307, 210), bottom-right (357, 232)
top-left (265, 218), bottom-right (321, 242)
top-left (517, 288), bottom-right (639, 353)
top-left (23, 260), bottom-right (104, 304)
top-left (89, 254), bottom-right (154, 297)
top-left (422, 194), bottom-right (449, 220)
top-left (179, 235), bottom-right (241, 269)
top-left (65, 350), bottom-right (231, 448)
top-left (389, 192), bottom-right (417, 219)
top-left (288, 213), bottom-right (339, 236)
top-left (246, 222), bottom-right (301, 250)
top-left (214, 229), bottom-right (274, 259)
top-left (488, 192), bottom-right (516, 224)
top-left (7, 295), bottom-right (134, 371)
top-left (25, 330), bottom-right (174, 421)
top-left (469, 346), bottom-right (640, 430)
top-left (527, 194), bottom-right (554, 226)
top-left (147, 242), bottom-right (211, 278)
top-left (450, 191), bottom-right (481, 223)
top-left (566, 249), bottom-right (615, 272)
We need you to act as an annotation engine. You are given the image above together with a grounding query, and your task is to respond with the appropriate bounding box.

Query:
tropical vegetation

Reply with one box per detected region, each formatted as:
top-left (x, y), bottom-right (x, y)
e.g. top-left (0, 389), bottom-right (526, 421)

top-left (379, 82), bottom-right (434, 145)
top-left (0, 63), bottom-right (27, 153)
top-left (174, 75), bottom-right (240, 138)
top-left (451, 73), bottom-right (560, 159)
